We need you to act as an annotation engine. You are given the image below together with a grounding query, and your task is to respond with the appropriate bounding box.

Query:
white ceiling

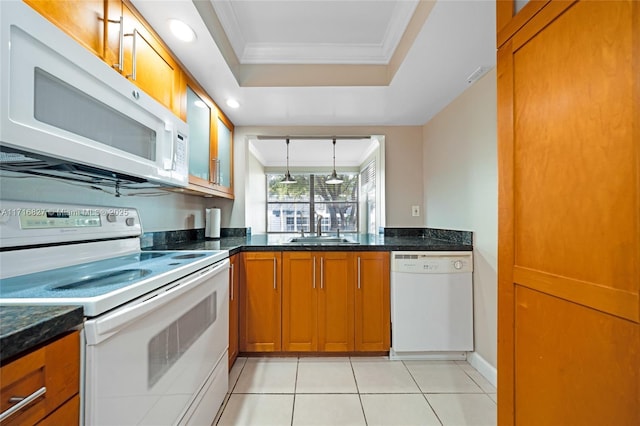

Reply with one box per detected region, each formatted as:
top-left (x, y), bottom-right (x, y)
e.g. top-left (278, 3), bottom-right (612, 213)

top-left (130, 0), bottom-right (496, 127)
top-left (212, 0), bottom-right (419, 64)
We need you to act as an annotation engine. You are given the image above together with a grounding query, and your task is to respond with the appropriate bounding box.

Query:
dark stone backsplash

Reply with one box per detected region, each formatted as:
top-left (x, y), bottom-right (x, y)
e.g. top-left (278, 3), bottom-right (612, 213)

top-left (383, 227), bottom-right (473, 245)
top-left (141, 228), bottom-right (251, 248)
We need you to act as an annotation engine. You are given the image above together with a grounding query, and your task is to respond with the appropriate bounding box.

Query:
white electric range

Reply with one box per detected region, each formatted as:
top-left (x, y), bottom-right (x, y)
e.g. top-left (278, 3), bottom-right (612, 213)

top-left (0, 200), bottom-right (229, 425)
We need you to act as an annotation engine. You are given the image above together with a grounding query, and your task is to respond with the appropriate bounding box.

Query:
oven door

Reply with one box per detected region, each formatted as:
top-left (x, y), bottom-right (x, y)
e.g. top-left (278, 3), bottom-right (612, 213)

top-left (83, 259), bottom-right (229, 425)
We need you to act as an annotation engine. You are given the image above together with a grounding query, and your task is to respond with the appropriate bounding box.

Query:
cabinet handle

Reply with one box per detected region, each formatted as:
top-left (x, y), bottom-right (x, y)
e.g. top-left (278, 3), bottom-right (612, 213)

top-left (313, 256), bottom-right (316, 289)
top-left (320, 257), bottom-right (324, 289)
top-left (273, 257), bottom-right (277, 290)
top-left (125, 29), bottom-right (138, 81)
top-left (230, 263), bottom-right (234, 301)
top-left (0, 386), bottom-right (47, 422)
top-left (210, 158), bottom-right (220, 185)
top-left (110, 16), bottom-right (124, 72)
top-left (357, 256), bottom-right (361, 289)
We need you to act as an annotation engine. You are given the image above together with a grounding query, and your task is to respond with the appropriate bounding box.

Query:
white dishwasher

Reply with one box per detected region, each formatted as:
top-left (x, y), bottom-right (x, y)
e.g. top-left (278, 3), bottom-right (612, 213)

top-left (390, 251), bottom-right (473, 360)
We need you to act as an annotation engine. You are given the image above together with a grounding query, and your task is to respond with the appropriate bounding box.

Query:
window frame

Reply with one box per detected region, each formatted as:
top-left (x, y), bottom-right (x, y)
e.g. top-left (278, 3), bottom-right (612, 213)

top-left (265, 172), bottom-right (359, 235)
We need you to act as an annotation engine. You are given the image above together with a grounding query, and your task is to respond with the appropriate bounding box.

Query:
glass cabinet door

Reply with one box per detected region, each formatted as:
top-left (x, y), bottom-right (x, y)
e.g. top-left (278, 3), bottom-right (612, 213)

top-left (216, 115), bottom-right (233, 190)
top-left (186, 86), bottom-right (211, 182)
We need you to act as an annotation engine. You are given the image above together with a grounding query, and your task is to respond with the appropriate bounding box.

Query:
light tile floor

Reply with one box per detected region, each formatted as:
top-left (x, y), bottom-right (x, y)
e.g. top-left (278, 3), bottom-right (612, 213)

top-left (216, 357), bottom-right (496, 426)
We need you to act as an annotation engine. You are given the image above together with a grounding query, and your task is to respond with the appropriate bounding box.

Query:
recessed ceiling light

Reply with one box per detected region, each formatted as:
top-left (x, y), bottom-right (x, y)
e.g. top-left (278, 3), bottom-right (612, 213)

top-left (168, 19), bottom-right (196, 43)
top-left (226, 98), bottom-right (240, 109)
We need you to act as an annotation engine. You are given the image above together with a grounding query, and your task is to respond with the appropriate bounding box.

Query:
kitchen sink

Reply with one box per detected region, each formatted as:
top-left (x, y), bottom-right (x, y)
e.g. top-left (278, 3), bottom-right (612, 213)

top-left (287, 236), bottom-right (359, 245)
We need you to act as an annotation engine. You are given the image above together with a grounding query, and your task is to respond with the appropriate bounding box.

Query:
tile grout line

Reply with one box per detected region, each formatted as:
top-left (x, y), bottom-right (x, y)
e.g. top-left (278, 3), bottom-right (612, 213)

top-left (215, 358), bottom-right (247, 425)
top-left (290, 357), bottom-right (300, 426)
top-left (349, 356), bottom-right (369, 426)
top-left (402, 359), bottom-right (445, 426)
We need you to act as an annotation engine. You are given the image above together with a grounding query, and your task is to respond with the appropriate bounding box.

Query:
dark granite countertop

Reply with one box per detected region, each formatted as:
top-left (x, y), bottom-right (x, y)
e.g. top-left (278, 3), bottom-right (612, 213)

top-left (151, 233), bottom-right (473, 255)
top-left (0, 305), bottom-right (84, 363)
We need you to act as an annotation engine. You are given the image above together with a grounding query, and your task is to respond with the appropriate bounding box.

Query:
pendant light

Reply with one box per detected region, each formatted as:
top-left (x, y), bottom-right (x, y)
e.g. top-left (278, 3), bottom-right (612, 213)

top-left (326, 138), bottom-right (343, 184)
top-left (281, 138), bottom-right (296, 184)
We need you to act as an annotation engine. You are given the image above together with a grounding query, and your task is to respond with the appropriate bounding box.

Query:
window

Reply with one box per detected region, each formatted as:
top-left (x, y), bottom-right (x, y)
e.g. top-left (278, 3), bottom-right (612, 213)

top-left (267, 173), bottom-right (359, 234)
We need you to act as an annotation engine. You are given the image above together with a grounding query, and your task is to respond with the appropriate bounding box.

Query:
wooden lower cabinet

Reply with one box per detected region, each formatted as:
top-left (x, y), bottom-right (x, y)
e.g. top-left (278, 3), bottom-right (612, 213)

top-left (282, 252), bottom-right (354, 352)
top-left (354, 252), bottom-right (390, 351)
top-left (228, 254), bottom-right (240, 369)
top-left (239, 252), bottom-right (282, 352)
top-left (0, 331), bottom-right (80, 425)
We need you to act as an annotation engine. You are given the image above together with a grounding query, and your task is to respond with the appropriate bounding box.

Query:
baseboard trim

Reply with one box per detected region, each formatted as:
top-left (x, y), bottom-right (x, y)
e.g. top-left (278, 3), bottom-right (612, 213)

top-left (466, 351), bottom-right (497, 388)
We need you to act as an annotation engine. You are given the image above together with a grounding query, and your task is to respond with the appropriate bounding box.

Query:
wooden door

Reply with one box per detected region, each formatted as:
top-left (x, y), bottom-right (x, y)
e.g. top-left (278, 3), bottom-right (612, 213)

top-left (497, 1), bottom-right (640, 424)
top-left (318, 252), bottom-right (354, 351)
top-left (122, 2), bottom-right (179, 115)
top-left (24, 0), bottom-right (107, 59)
top-left (282, 252), bottom-right (317, 351)
top-left (354, 252), bottom-right (390, 351)
top-left (239, 252), bottom-right (281, 352)
top-left (228, 254), bottom-right (239, 369)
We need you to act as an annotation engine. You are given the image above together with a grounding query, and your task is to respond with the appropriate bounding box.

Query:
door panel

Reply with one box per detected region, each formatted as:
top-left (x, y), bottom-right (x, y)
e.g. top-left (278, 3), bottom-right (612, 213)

top-left (354, 252), bottom-right (390, 351)
top-left (318, 252), bottom-right (354, 352)
top-left (240, 252), bottom-right (281, 352)
top-left (511, 0), bottom-right (638, 321)
top-left (515, 286), bottom-right (639, 425)
top-left (282, 252), bottom-right (317, 351)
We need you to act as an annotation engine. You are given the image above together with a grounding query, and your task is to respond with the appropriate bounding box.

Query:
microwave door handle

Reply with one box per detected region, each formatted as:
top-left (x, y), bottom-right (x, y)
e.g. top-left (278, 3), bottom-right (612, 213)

top-left (164, 123), bottom-right (177, 171)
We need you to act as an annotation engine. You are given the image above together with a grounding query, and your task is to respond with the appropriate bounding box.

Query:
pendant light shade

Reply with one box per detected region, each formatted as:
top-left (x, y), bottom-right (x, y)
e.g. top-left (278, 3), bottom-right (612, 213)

top-left (326, 138), bottom-right (343, 184)
top-left (281, 138), bottom-right (296, 184)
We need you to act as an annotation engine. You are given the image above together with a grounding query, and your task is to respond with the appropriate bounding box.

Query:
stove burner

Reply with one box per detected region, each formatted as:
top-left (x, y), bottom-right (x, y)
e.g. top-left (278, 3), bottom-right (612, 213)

top-left (138, 253), bottom-right (170, 260)
top-left (171, 253), bottom-right (206, 260)
top-left (49, 269), bottom-right (152, 291)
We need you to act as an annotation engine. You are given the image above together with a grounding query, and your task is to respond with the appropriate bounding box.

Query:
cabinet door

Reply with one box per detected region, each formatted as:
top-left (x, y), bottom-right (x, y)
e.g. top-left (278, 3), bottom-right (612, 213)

top-left (228, 254), bottom-right (240, 369)
top-left (282, 252), bottom-right (317, 351)
top-left (317, 252), bottom-right (354, 352)
top-left (497, 1), bottom-right (639, 424)
top-left (24, 0), bottom-right (106, 59)
top-left (354, 252), bottom-right (390, 351)
top-left (240, 252), bottom-right (281, 352)
top-left (213, 113), bottom-right (234, 195)
top-left (185, 84), bottom-right (213, 184)
top-left (121, 3), bottom-right (179, 115)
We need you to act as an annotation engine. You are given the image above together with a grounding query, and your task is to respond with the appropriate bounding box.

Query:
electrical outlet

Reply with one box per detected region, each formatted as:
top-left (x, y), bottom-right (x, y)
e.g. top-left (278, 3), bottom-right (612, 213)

top-left (412, 205), bottom-right (420, 217)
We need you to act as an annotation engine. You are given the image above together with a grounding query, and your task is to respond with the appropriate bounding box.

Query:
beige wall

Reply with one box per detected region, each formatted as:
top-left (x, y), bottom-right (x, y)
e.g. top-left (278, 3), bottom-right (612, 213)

top-left (231, 125), bottom-right (424, 231)
top-left (422, 68), bottom-right (498, 369)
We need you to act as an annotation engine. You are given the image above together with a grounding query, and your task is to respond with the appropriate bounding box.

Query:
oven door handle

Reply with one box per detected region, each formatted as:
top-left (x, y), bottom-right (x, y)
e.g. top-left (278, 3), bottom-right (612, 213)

top-left (86, 259), bottom-right (229, 342)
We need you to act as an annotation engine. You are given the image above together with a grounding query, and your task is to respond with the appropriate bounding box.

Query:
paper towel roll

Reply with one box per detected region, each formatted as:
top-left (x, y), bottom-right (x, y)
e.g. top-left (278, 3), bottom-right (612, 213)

top-left (205, 209), bottom-right (211, 237)
top-left (207, 208), bottom-right (221, 239)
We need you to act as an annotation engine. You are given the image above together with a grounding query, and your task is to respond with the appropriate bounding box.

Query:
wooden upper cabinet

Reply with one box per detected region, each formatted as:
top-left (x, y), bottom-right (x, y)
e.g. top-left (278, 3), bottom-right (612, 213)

top-left (354, 252), bottom-right (390, 352)
top-left (24, 0), bottom-right (107, 59)
top-left (239, 252), bottom-right (281, 352)
top-left (119, 2), bottom-right (180, 115)
top-left (25, 0), bottom-right (180, 116)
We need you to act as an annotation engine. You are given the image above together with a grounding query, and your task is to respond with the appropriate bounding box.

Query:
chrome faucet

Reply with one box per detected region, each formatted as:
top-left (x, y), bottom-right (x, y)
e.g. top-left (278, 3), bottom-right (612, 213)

top-left (316, 213), bottom-right (323, 236)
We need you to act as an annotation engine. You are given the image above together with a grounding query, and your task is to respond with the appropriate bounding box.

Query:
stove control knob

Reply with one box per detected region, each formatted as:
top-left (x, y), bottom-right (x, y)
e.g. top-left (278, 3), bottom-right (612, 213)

top-left (453, 260), bottom-right (464, 270)
top-left (126, 217), bottom-right (135, 226)
top-left (106, 213), bottom-right (116, 222)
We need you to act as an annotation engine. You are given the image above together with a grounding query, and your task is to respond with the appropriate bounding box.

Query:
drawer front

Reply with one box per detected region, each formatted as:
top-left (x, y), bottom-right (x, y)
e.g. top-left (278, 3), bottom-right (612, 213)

top-left (0, 332), bottom-right (79, 425)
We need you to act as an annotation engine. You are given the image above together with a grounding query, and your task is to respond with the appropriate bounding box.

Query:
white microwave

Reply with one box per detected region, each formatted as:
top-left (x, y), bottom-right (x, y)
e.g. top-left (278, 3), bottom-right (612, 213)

top-left (0, 1), bottom-right (188, 187)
